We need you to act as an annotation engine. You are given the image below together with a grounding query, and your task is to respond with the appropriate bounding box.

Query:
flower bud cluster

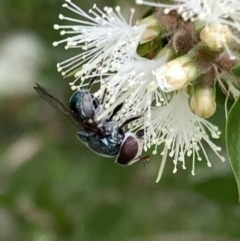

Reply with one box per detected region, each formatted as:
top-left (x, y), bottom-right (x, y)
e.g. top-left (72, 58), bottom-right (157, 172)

top-left (134, 0), bottom-right (240, 118)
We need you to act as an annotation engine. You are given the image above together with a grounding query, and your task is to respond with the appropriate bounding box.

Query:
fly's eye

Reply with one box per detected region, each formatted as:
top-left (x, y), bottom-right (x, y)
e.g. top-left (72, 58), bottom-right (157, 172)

top-left (116, 134), bottom-right (139, 166)
top-left (69, 90), bottom-right (100, 121)
top-left (81, 93), bottom-right (99, 119)
top-left (69, 91), bottom-right (84, 115)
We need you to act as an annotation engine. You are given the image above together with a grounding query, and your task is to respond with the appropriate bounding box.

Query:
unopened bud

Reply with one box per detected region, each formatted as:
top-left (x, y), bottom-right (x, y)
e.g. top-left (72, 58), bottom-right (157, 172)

top-left (137, 15), bottom-right (161, 44)
top-left (155, 56), bottom-right (198, 92)
top-left (189, 87), bottom-right (216, 118)
top-left (193, 20), bottom-right (205, 33)
top-left (200, 24), bottom-right (232, 52)
top-left (155, 46), bottom-right (176, 62)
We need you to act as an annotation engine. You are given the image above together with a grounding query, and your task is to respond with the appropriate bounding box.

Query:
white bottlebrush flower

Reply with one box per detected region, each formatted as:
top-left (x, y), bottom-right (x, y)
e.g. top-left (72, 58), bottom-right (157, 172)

top-left (136, 0), bottom-right (240, 27)
top-left (94, 55), bottom-right (170, 122)
top-left (131, 91), bottom-right (225, 182)
top-left (53, 0), bottom-right (148, 90)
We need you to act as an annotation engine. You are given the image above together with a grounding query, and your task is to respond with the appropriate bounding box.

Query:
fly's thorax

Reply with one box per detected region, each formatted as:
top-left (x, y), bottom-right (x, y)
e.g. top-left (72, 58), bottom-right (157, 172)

top-left (77, 120), bottom-right (124, 157)
top-left (77, 130), bottom-right (120, 157)
top-left (101, 121), bottom-right (125, 144)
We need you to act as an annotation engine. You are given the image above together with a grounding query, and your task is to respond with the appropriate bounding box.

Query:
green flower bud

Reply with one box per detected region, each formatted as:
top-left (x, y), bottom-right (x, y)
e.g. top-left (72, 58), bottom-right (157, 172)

top-left (155, 46), bottom-right (176, 62)
top-left (137, 15), bottom-right (161, 44)
top-left (189, 87), bottom-right (216, 118)
top-left (193, 20), bottom-right (205, 33)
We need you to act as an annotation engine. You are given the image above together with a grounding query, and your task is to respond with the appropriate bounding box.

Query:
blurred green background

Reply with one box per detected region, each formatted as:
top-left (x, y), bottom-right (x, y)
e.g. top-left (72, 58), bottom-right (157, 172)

top-left (0, 0), bottom-right (240, 241)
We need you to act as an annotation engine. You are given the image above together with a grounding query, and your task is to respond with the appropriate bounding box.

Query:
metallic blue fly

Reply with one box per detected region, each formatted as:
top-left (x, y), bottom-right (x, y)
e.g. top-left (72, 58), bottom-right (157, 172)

top-left (34, 84), bottom-right (149, 165)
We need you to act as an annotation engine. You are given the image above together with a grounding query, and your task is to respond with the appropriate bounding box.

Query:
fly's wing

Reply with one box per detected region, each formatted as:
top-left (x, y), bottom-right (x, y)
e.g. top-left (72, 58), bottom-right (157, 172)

top-left (34, 83), bottom-right (98, 132)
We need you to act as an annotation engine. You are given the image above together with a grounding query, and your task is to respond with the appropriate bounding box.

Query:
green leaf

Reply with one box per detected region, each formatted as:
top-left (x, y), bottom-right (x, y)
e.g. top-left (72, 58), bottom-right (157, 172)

top-left (141, 7), bottom-right (155, 19)
top-left (215, 83), bottom-right (234, 108)
top-left (232, 66), bottom-right (240, 77)
top-left (193, 177), bottom-right (238, 204)
top-left (137, 36), bottom-right (162, 57)
top-left (226, 95), bottom-right (240, 202)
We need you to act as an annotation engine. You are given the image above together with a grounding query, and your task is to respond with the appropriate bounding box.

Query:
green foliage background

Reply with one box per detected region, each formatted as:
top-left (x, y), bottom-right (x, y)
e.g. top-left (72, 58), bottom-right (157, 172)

top-left (0, 0), bottom-right (240, 241)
